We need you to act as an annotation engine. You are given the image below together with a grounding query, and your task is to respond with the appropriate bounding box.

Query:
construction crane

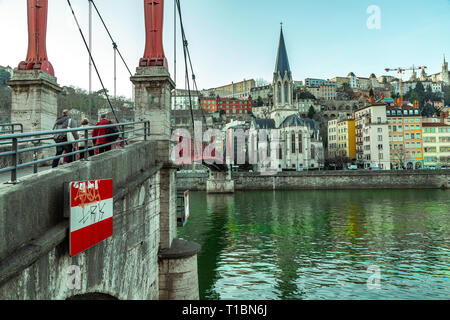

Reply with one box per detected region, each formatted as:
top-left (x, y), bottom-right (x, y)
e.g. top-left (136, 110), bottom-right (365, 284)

top-left (384, 65), bottom-right (427, 105)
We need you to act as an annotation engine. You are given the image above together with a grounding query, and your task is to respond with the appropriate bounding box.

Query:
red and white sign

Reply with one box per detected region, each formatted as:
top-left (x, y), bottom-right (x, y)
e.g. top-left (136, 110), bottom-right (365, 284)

top-left (69, 179), bottom-right (113, 257)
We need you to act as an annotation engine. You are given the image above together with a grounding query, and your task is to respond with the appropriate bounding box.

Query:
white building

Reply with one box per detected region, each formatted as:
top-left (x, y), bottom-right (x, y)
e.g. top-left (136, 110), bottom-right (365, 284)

top-left (355, 104), bottom-right (391, 170)
top-left (171, 89), bottom-right (201, 110)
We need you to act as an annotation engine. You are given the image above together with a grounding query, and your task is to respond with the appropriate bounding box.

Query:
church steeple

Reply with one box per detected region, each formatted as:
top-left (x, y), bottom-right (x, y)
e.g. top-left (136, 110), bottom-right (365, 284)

top-left (274, 24), bottom-right (291, 76)
top-left (273, 24), bottom-right (293, 109)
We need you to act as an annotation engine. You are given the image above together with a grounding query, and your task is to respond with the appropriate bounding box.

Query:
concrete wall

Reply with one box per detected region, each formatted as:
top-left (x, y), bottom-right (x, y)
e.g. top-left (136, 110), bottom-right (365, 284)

top-left (177, 170), bottom-right (450, 191)
top-left (0, 141), bottom-right (163, 299)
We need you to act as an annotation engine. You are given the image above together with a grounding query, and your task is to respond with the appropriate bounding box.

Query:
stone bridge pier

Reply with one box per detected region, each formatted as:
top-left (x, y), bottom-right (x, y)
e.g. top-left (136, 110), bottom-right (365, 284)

top-left (206, 170), bottom-right (235, 194)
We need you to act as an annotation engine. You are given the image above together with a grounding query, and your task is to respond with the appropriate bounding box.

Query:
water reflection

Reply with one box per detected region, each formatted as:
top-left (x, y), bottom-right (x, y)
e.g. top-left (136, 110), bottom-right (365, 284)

top-left (179, 190), bottom-right (450, 300)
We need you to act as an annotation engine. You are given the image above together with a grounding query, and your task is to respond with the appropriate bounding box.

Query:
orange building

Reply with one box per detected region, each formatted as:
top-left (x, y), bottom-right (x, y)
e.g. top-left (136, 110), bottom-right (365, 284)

top-left (386, 105), bottom-right (424, 169)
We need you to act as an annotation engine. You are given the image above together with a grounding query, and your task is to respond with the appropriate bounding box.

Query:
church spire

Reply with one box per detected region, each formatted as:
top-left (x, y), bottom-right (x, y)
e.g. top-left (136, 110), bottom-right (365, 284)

top-left (274, 24), bottom-right (291, 75)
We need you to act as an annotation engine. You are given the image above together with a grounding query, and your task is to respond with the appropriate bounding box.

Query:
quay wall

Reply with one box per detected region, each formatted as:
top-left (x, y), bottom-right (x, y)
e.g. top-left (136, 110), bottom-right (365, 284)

top-left (177, 170), bottom-right (450, 191)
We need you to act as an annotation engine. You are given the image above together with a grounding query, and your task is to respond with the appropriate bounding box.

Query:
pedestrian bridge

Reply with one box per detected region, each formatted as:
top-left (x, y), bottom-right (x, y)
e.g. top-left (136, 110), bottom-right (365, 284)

top-left (0, 134), bottom-right (200, 299)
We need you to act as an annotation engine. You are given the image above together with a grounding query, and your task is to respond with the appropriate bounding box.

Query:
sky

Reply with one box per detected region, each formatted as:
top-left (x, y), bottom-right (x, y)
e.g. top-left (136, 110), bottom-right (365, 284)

top-left (0, 0), bottom-right (449, 99)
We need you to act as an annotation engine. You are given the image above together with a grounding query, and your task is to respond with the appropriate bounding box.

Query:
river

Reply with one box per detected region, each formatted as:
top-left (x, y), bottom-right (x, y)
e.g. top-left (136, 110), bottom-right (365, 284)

top-left (178, 190), bottom-right (450, 300)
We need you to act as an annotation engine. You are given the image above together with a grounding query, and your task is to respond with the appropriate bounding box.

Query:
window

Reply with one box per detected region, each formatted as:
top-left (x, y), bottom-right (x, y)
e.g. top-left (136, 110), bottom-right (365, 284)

top-left (291, 132), bottom-right (296, 154)
top-left (298, 133), bottom-right (303, 153)
top-left (378, 135), bottom-right (383, 141)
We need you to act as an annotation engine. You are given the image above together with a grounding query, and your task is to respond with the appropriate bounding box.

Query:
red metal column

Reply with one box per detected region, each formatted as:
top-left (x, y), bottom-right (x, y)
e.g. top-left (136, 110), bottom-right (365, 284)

top-left (18, 0), bottom-right (54, 76)
top-left (140, 0), bottom-right (168, 68)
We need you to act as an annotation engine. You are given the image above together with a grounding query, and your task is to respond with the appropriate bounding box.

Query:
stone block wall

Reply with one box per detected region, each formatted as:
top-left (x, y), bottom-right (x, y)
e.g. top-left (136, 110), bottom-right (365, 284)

top-left (177, 170), bottom-right (450, 191)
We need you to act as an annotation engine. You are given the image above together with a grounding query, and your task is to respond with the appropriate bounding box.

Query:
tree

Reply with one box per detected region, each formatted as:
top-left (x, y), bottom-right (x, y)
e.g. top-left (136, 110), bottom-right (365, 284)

top-left (0, 69), bottom-right (11, 87)
top-left (307, 106), bottom-right (316, 119)
top-left (337, 82), bottom-right (355, 100)
top-left (255, 78), bottom-right (269, 87)
top-left (0, 86), bottom-right (12, 119)
top-left (391, 146), bottom-right (407, 169)
top-left (443, 85), bottom-right (450, 106)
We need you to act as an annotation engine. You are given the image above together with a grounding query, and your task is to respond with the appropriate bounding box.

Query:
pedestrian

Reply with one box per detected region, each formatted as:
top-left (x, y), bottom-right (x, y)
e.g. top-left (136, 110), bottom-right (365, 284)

top-left (92, 114), bottom-right (113, 154)
top-left (52, 109), bottom-right (79, 168)
top-left (78, 118), bottom-right (94, 159)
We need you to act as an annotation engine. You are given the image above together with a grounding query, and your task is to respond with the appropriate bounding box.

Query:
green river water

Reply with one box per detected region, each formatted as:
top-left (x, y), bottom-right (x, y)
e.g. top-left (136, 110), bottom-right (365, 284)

top-left (178, 190), bottom-right (450, 300)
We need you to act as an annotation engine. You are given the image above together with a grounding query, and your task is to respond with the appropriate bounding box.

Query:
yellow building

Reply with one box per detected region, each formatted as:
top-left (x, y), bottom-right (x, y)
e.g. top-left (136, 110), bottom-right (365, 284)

top-left (336, 119), bottom-right (356, 159)
top-left (386, 106), bottom-right (424, 169)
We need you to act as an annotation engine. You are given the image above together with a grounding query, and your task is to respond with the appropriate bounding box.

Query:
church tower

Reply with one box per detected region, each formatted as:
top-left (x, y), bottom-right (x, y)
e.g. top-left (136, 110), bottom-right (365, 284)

top-left (442, 54), bottom-right (449, 85)
top-left (272, 25), bottom-right (293, 109)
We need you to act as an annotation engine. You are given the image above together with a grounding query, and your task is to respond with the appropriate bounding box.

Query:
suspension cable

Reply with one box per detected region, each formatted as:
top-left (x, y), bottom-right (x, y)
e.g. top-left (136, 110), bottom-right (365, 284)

top-left (175, 0), bottom-right (209, 131)
top-left (66, 0), bottom-right (120, 123)
top-left (89, 0), bottom-right (133, 77)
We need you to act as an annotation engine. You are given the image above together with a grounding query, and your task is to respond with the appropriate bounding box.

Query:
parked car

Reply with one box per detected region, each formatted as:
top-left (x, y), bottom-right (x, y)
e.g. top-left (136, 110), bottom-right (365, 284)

top-left (347, 164), bottom-right (358, 170)
top-left (369, 167), bottom-right (382, 171)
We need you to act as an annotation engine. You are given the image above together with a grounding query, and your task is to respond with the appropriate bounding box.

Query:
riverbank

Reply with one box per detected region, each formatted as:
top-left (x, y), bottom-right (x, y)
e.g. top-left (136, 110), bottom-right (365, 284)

top-left (176, 170), bottom-right (450, 191)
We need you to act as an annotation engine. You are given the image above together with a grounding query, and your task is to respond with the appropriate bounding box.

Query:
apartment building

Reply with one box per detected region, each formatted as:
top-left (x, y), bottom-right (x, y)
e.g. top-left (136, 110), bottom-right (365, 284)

top-left (423, 114), bottom-right (450, 168)
top-left (386, 106), bottom-right (424, 169)
top-left (355, 104), bottom-right (391, 170)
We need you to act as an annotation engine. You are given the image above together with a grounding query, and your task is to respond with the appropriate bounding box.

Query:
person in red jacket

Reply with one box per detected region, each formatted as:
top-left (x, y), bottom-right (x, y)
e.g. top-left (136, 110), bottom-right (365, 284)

top-left (92, 114), bottom-right (112, 154)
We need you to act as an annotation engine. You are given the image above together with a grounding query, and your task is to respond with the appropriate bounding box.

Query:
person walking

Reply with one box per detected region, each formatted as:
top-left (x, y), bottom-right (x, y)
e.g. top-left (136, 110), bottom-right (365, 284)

top-left (78, 118), bottom-right (94, 159)
top-left (92, 114), bottom-right (113, 154)
top-left (52, 109), bottom-right (79, 168)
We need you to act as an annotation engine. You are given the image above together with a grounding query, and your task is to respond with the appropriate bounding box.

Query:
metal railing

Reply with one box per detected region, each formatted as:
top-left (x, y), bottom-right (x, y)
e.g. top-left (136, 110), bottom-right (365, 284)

top-left (0, 123), bottom-right (24, 135)
top-left (0, 121), bottom-right (150, 184)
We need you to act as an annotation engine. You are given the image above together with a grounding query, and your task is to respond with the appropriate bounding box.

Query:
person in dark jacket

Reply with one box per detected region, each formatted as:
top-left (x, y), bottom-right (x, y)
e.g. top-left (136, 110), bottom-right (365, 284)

top-left (92, 114), bottom-right (112, 154)
top-left (52, 109), bottom-right (79, 168)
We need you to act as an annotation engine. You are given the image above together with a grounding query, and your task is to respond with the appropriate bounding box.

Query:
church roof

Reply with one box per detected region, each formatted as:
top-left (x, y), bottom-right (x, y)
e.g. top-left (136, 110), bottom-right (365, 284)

top-left (274, 27), bottom-right (291, 75)
top-left (253, 118), bottom-right (276, 129)
top-left (279, 114), bottom-right (319, 131)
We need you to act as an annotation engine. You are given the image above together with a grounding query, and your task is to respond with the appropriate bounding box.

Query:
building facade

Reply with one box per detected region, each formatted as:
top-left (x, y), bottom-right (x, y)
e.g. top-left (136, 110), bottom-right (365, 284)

top-left (423, 118), bottom-right (450, 168)
top-left (386, 105), bottom-right (424, 169)
top-left (203, 79), bottom-right (256, 99)
top-left (336, 119), bottom-right (356, 159)
top-left (200, 97), bottom-right (253, 116)
top-left (171, 89), bottom-right (201, 110)
top-left (305, 84), bottom-right (337, 100)
top-left (355, 104), bottom-right (391, 170)
top-left (305, 78), bottom-right (336, 87)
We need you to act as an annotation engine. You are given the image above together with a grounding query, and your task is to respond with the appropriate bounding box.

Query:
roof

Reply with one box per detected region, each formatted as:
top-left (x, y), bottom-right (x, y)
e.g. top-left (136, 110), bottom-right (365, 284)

top-left (274, 27), bottom-right (291, 75)
top-left (279, 114), bottom-right (319, 131)
top-left (422, 122), bottom-right (449, 127)
top-left (253, 118), bottom-right (276, 129)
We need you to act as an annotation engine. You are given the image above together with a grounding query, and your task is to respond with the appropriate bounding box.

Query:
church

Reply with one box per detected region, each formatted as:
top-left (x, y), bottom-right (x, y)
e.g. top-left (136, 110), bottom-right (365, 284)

top-left (249, 26), bottom-right (324, 172)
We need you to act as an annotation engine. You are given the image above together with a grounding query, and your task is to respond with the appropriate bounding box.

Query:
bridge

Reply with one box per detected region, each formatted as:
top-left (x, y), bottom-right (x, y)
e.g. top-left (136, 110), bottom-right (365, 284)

top-left (0, 0), bottom-right (207, 300)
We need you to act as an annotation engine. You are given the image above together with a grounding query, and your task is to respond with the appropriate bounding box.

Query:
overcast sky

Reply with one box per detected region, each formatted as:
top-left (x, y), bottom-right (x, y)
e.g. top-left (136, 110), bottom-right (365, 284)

top-left (0, 0), bottom-right (449, 99)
